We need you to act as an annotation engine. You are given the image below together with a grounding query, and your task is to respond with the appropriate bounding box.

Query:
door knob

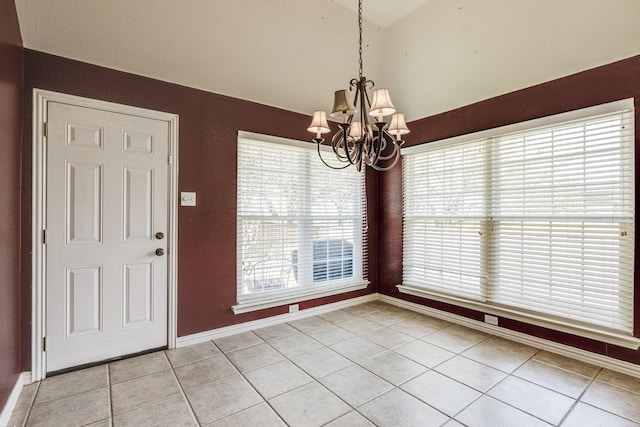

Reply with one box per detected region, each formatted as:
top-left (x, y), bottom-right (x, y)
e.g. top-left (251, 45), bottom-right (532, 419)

top-left (155, 232), bottom-right (164, 240)
top-left (155, 248), bottom-right (165, 256)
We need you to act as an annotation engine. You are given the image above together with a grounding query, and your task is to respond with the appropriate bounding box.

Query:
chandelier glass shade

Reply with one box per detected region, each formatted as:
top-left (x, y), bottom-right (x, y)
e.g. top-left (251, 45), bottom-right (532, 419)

top-left (307, 0), bottom-right (409, 171)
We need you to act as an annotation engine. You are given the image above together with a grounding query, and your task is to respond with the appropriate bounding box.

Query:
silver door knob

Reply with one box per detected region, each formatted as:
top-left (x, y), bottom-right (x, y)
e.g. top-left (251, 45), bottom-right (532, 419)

top-left (155, 232), bottom-right (164, 240)
top-left (155, 248), bottom-right (165, 256)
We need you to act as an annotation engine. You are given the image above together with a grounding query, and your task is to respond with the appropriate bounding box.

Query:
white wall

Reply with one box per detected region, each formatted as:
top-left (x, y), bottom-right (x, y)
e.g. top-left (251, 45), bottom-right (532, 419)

top-left (382, 0), bottom-right (640, 120)
top-left (16, 0), bottom-right (640, 122)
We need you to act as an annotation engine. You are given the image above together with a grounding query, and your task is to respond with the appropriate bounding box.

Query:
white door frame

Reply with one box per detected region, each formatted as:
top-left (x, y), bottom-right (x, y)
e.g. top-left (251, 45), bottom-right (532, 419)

top-left (31, 89), bottom-right (179, 381)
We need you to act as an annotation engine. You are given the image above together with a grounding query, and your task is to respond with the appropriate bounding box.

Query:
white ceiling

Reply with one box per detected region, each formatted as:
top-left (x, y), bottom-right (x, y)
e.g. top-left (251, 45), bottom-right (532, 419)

top-left (14, 0), bottom-right (640, 123)
top-left (332, 0), bottom-right (433, 28)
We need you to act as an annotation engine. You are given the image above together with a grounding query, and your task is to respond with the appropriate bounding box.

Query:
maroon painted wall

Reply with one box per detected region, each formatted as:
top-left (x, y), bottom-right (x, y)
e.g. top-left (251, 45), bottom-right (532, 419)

top-left (379, 54), bottom-right (640, 364)
top-left (0, 0), bottom-right (23, 410)
top-left (20, 51), bottom-right (378, 367)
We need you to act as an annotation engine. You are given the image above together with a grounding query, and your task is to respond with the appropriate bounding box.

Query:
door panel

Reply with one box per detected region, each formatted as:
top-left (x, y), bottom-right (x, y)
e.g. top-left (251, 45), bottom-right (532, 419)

top-left (46, 101), bottom-right (169, 372)
top-left (66, 266), bottom-right (102, 337)
top-left (66, 161), bottom-right (102, 244)
top-left (123, 262), bottom-right (153, 326)
top-left (123, 130), bottom-right (154, 154)
top-left (123, 167), bottom-right (153, 242)
top-left (66, 122), bottom-right (103, 148)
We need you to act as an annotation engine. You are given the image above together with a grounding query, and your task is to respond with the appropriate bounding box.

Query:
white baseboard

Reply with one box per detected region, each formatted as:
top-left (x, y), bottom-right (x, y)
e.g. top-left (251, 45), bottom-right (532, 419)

top-left (379, 294), bottom-right (640, 379)
top-left (0, 372), bottom-right (31, 427)
top-left (176, 294), bottom-right (377, 347)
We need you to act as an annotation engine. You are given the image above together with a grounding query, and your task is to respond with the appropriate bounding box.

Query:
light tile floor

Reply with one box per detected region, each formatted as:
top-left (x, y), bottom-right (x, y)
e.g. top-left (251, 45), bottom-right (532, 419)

top-left (8, 301), bottom-right (640, 426)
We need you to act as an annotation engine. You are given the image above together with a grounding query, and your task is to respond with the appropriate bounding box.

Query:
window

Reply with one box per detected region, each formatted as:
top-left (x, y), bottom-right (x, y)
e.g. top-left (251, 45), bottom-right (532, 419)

top-left (234, 132), bottom-right (367, 313)
top-left (401, 100), bottom-right (635, 343)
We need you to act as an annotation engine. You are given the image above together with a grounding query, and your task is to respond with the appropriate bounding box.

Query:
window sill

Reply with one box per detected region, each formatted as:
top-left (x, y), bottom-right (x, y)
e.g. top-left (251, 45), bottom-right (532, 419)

top-left (397, 284), bottom-right (640, 350)
top-left (232, 281), bottom-right (369, 314)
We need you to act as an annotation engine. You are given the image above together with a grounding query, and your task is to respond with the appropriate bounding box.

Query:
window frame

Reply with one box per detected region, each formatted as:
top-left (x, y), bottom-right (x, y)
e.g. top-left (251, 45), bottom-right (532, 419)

top-left (233, 131), bottom-right (368, 314)
top-left (399, 99), bottom-right (639, 349)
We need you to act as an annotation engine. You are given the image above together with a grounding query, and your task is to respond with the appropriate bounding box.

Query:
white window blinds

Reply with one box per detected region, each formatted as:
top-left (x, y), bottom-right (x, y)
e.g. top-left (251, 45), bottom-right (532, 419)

top-left (403, 139), bottom-right (487, 302)
top-left (237, 134), bottom-right (367, 305)
top-left (403, 104), bottom-right (635, 335)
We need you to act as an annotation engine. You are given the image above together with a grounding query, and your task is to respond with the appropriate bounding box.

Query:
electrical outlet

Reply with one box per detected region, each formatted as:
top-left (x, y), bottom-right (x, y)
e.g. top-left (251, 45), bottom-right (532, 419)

top-left (484, 314), bottom-right (499, 325)
top-left (289, 304), bottom-right (299, 313)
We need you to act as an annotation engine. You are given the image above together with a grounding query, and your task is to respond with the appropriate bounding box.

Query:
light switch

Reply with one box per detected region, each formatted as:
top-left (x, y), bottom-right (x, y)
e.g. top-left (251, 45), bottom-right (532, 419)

top-left (181, 192), bottom-right (196, 206)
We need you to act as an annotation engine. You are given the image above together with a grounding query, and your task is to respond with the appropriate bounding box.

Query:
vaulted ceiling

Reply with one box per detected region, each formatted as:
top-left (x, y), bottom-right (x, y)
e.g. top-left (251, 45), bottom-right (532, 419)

top-left (15, 0), bottom-right (640, 122)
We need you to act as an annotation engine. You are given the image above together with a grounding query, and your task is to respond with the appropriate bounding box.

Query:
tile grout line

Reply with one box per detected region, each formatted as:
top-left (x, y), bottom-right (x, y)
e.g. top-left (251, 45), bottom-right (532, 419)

top-left (21, 381), bottom-right (39, 427)
top-left (165, 354), bottom-right (203, 426)
top-left (556, 366), bottom-right (604, 426)
top-left (436, 340), bottom-right (543, 423)
top-left (107, 363), bottom-right (114, 425)
top-left (215, 338), bottom-right (290, 426)
top-left (556, 367), bottom-right (640, 425)
top-left (470, 349), bottom-right (568, 426)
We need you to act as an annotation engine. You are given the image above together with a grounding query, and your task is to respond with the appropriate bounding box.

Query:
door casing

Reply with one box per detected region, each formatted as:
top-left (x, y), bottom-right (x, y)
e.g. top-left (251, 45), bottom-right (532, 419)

top-left (31, 89), bottom-right (179, 380)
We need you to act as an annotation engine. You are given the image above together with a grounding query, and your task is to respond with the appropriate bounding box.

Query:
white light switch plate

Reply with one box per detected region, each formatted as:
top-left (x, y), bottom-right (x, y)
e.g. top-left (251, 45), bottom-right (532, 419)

top-left (181, 192), bottom-right (196, 206)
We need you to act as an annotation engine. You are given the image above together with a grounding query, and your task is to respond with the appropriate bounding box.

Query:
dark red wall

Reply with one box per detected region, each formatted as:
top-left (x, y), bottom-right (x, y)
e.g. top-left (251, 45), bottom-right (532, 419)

top-left (0, 0), bottom-right (23, 410)
top-left (379, 54), bottom-right (640, 364)
top-left (21, 51), bottom-right (378, 367)
top-left (17, 37), bottom-right (639, 377)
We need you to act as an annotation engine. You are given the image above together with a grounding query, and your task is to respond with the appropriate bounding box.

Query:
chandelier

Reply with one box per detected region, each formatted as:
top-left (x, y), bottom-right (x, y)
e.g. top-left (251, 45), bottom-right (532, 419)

top-left (307, 0), bottom-right (409, 172)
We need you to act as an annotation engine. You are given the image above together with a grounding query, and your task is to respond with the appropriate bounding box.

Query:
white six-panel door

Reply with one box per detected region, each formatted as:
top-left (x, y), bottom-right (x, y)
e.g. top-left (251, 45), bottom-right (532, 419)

top-left (46, 101), bottom-right (169, 371)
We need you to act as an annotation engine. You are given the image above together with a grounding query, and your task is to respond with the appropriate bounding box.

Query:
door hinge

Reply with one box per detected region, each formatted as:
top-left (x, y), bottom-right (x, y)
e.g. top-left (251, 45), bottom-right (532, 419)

top-left (168, 155), bottom-right (172, 164)
top-left (43, 336), bottom-right (47, 352)
top-left (43, 122), bottom-right (48, 138)
top-left (42, 229), bottom-right (47, 244)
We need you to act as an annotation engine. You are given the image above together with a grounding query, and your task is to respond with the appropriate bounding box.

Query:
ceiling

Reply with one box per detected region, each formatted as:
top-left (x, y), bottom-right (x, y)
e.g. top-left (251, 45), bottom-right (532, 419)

top-left (332, 0), bottom-right (433, 28)
top-left (14, 0), bottom-right (640, 123)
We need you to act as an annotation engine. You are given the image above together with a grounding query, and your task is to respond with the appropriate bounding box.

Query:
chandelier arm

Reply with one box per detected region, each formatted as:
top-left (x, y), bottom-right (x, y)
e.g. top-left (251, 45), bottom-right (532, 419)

top-left (354, 143), bottom-right (364, 172)
top-left (331, 123), bottom-right (359, 164)
top-left (314, 139), bottom-right (351, 169)
top-left (371, 138), bottom-right (383, 165)
top-left (331, 126), bottom-right (349, 160)
top-left (344, 140), bottom-right (361, 167)
top-left (368, 122), bottom-right (388, 165)
top-left (368, 148), bottom-right (401, 171)
top-left (376, 143), bottom-right (399, 161)
top-left (337, 123), bottom-right (360, 167)
top-left (365, 79), bottom-right (375, 95)
top-left (375, 130), bottom-right (400, 161)
top-left (351, 80), bottom-right (361, 108)
top-left (366, 127), bottom-right (401, 169)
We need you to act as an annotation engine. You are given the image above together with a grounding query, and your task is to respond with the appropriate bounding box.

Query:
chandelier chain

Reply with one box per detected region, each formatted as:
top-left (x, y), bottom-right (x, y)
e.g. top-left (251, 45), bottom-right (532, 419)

top-left (358, 0), bottom-right (363, 79)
